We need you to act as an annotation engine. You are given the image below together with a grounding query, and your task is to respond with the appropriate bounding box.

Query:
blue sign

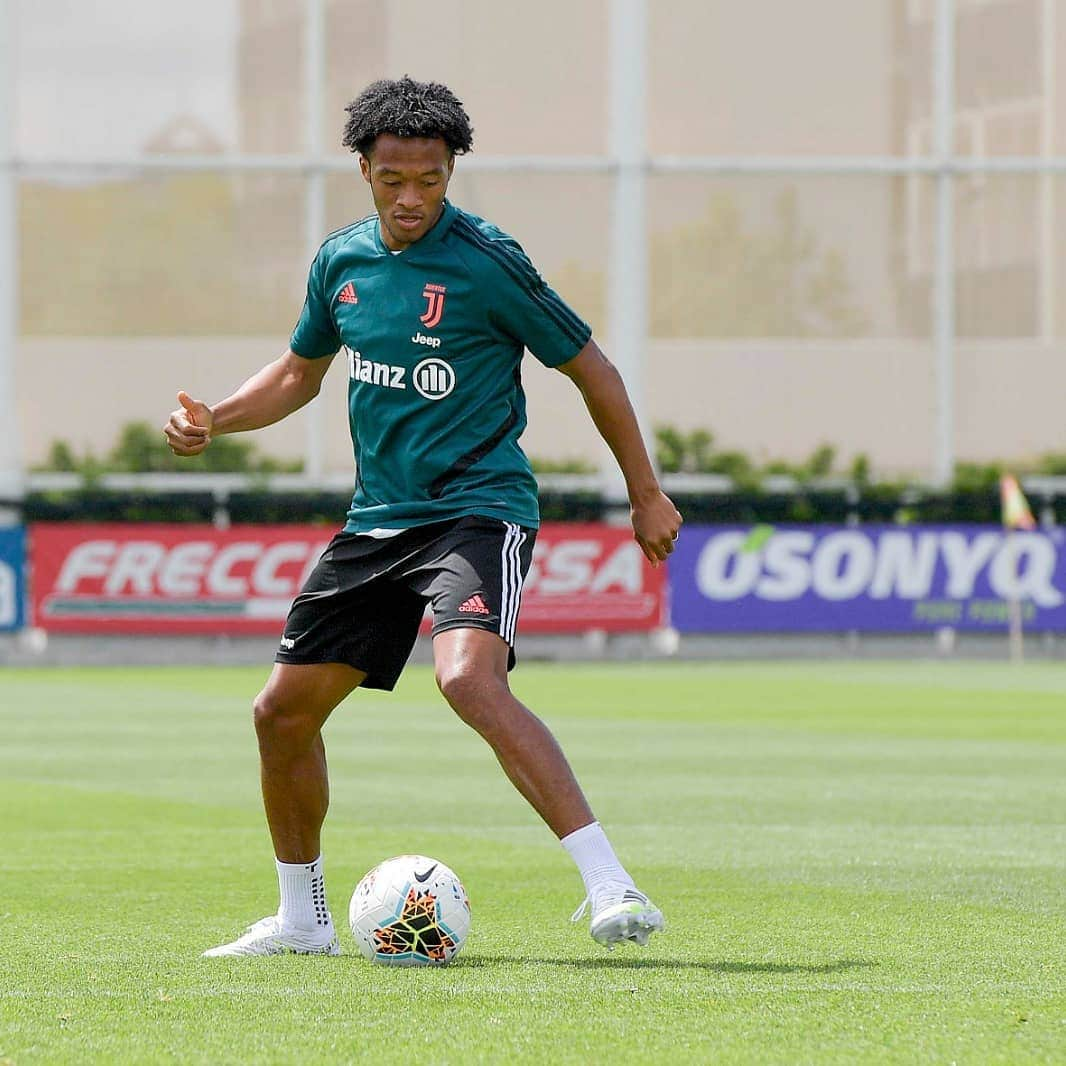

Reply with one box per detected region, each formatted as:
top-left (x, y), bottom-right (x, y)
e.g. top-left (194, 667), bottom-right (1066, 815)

top-left (0, 526), bottom-right (26, 631)
top-left (670, 525), bottom-right (1066, 632)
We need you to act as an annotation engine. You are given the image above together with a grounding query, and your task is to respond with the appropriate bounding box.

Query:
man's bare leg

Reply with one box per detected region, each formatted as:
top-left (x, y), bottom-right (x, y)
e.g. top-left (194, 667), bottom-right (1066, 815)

top-left (432, 628), bottom-right (593, 837)
top-left (203, 661), bottom-right (364, 956)
top-left (432, 628), bottom-right (663, 947)
top-left (254, 661), bottom-right (367, 861)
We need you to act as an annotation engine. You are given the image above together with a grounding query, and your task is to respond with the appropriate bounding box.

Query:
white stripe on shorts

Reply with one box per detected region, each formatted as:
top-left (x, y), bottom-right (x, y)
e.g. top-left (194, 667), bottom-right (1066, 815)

top-left (508, 526), bottom-right (527, 644)
top-left (499, 522), bottom-right (517, 643)
top-left (500, 522), bottom-right (527, 646)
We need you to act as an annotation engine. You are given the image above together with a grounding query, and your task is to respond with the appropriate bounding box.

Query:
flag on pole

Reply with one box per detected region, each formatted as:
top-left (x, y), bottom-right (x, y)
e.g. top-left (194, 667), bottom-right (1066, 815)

top-left (1000, 474), bottom-right (1036, 530)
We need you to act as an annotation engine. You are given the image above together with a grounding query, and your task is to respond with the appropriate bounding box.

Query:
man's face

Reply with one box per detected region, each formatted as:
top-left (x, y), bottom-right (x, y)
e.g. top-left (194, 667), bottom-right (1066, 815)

top-left (360, 134), bottom-right (455, 250)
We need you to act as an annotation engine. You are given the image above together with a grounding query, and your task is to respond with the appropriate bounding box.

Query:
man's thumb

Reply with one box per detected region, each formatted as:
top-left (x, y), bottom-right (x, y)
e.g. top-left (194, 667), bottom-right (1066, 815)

top-left (177, 390), bottom-right (202, 426)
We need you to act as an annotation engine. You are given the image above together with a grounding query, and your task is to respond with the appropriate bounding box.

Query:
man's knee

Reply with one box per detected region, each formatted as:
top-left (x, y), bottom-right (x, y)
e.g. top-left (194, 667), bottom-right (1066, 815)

top-left (435, 660), bottom-right (508, 733)
top-left (253, 686), bottom-right (317, 755)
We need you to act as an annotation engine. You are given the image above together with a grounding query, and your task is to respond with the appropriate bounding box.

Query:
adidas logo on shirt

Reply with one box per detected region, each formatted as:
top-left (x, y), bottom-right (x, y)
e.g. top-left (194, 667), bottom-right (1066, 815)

top-left (458, 594), bottom-right (491, 615)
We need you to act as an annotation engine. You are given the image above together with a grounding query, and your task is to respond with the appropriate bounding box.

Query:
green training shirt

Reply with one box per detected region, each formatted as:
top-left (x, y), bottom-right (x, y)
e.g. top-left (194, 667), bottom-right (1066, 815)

top-left (290, 200), bottom-right (592, 533)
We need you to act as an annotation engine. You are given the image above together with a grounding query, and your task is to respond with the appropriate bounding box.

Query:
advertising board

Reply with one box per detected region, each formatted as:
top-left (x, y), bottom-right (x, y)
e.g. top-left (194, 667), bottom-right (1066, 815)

top-left (31, 524), bottom-right (333, 635)
top-left (0, 526), bottom-right (26, 632)
top-left (670, 524), bottom-right (1066, 632)
top-left (507, 522), bottom-right (663, 632)
top-left (31, 523), bottom-right (664, 635)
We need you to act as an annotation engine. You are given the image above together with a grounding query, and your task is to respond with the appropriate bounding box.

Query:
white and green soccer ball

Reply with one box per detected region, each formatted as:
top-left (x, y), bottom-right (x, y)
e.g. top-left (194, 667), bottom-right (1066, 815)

top-left (348, 854), bottom-right (470, 966)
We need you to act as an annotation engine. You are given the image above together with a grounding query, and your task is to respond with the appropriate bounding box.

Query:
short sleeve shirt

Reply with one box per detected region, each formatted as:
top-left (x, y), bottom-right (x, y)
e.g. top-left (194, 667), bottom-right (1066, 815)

top-left (290, 201), bottom-right (591, 533)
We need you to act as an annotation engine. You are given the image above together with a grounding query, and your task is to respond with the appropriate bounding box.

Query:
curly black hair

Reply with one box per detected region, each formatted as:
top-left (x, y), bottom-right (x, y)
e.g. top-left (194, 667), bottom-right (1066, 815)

top-left (342, 76), bottom-right (474, 157)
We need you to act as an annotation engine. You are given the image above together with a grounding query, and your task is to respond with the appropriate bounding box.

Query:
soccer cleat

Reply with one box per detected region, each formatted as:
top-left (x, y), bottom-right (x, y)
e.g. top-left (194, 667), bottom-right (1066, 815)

top-left (571, 883), bottom-right (665, 948)
top-left (202, 915), bottom-right (340, 957)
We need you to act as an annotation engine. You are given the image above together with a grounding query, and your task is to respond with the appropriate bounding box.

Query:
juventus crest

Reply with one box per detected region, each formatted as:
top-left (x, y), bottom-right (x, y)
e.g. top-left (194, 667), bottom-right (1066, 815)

top-left (421, 283), bottom-right (446, 329)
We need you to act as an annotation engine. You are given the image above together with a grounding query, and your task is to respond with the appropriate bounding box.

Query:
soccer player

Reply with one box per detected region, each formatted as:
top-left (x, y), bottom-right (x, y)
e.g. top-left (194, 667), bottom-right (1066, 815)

top-left (164, 77), bottom-right (682, 957)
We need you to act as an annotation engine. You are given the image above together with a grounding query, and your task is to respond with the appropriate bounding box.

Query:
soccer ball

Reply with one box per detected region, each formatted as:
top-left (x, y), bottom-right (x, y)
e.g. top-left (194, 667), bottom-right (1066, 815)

top-left (348, 854), bottom-right (470, 966)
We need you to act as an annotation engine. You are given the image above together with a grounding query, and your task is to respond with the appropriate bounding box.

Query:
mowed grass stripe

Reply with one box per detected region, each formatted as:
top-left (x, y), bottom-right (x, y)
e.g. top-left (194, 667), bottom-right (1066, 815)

top-left (0, 662), bottom-right (1063, 1065)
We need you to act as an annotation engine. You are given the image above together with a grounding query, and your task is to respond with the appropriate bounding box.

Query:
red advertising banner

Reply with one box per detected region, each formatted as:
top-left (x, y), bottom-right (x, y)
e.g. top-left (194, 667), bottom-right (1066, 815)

top-left (31, 522), bottom-right (664, 635)
top-left (520, 523), bottom-right (664, 632)
top-left (31, 524), bottom-right (334, 635)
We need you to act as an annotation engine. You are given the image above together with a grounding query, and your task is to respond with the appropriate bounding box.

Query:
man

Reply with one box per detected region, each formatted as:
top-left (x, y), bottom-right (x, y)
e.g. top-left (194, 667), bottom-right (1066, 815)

top-left (164, 77), bottom-right (681, 957)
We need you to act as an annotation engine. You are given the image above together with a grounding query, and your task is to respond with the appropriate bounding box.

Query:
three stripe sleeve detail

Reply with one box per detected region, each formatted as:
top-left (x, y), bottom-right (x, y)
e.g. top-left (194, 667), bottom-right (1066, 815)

top-left (452, 219), bottom-right (590, 350)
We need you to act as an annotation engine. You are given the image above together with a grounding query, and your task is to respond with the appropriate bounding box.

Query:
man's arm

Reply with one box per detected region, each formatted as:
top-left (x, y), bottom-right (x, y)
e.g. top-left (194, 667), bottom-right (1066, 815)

top-left (163, 348), bottom-right (335, 457)
top-left (556, 339), bottom-right (682, 566)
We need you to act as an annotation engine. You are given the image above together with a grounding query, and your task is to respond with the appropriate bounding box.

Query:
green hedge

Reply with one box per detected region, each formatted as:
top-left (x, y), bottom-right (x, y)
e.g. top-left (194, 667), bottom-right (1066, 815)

top-left (23, 421), bottom-right (1065, 525)
top-left (19, 483), bottom-right (1064, 526)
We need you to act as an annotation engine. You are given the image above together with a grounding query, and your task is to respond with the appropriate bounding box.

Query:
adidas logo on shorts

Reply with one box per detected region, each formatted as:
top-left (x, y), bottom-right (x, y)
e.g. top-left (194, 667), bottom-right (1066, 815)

top-left (458, 594), bottom-right (491, 615)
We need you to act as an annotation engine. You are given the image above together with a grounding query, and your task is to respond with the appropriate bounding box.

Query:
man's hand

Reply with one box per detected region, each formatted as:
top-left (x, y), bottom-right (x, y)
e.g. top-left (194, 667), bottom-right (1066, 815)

top-left (556, 342), bottom-right (683, 567)
top-left (632, 489), bottom-right (683, 567)
top-left (163, 391), bottom-right (214, 457)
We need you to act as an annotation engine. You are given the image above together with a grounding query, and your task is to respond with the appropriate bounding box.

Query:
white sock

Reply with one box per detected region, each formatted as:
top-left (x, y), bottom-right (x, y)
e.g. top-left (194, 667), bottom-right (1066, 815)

top-left (560, 821), bottom-right (635, 895)
top-left (276, 855), bottom-right (331, 930)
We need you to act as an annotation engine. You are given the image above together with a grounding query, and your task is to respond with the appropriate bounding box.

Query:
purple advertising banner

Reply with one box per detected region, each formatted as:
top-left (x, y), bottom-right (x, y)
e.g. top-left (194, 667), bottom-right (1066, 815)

top-left (670, 525), bottom-right (1066, 632)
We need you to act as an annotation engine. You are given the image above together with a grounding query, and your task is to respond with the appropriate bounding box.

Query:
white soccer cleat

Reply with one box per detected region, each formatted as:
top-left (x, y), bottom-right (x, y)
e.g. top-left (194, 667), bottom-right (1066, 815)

top-left (571, 883), bottom-right (665, 949)
top-left (202, 915), bottom-right (340, 957)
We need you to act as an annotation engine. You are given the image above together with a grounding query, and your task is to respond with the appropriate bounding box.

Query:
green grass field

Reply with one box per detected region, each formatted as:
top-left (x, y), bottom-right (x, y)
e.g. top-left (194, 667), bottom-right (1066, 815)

top-left (1, 661), bottom-right (1064, 1064)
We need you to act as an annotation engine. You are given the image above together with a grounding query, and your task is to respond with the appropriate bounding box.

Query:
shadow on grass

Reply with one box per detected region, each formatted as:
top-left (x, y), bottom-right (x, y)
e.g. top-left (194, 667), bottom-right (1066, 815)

top-left (460, 955), bottom-right (878, 974)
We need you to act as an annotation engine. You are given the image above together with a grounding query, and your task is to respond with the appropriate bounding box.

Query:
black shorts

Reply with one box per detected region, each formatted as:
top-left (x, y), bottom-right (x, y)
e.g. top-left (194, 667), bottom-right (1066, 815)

top-left (274, 515), bottom-right (536, 691)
